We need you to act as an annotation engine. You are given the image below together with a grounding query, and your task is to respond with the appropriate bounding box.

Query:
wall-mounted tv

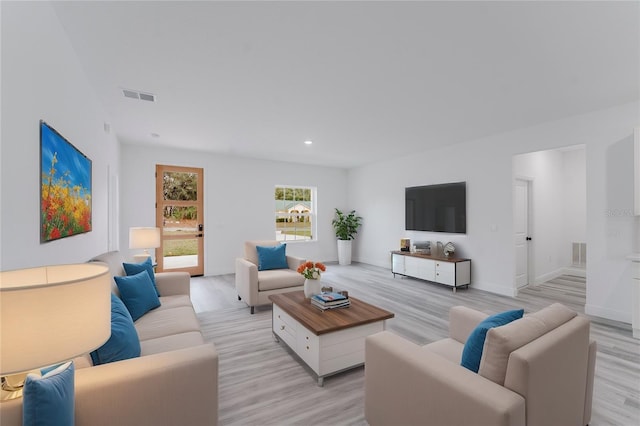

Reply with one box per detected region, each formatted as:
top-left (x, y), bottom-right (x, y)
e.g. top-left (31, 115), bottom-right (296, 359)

top-left (405, 182), bottom-right (466, 233)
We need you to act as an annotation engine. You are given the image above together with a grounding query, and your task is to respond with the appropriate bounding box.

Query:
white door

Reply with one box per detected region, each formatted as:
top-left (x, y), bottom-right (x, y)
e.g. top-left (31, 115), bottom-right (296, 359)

top-left (514, 179), bottom-right (530, 288)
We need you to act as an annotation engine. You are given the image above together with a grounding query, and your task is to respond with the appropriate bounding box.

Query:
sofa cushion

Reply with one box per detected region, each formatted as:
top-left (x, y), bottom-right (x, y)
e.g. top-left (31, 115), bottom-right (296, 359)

top-left (479, 303), bottom-right (576, 385)
top-left (23, 362), bottom-right (74, 426)
top-left (135, 306), bottom-right (201, 341)
top-left (140, 331), bottom-right (205, 356)
top-left (157, 294), bottom-right (193, 310)
top-left (461, 309), bottom-right (524, 373)
top-left (257, 269), bottom-right (305, 291)
top-left (123, 257), bottom-right (159, 296)
top-left (256, 244), bottom-right (288, 271)
top-left (90, 294), bottom-right (141, 365)
top-left (115, 271), bottom-right (161, 321)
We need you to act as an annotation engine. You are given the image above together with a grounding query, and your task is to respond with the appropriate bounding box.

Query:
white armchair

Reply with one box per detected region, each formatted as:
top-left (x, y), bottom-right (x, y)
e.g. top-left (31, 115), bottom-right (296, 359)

top-left (235, 241), bottom-right (305, 314)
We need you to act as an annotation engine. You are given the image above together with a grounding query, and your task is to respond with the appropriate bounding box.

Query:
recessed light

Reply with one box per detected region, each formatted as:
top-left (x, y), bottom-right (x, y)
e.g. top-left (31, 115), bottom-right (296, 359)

top-left (304, 140), bottom-right (313, 145)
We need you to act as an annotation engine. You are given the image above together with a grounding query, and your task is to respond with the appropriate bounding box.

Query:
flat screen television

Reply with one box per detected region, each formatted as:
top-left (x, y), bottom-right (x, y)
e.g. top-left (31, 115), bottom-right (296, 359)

top-left (405, 182), bottom-right (466, 233)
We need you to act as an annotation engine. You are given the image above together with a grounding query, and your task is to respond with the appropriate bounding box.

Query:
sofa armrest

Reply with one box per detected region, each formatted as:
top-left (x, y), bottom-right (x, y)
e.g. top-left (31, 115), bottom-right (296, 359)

top-left (449, 305), bottom-right (489, 343)
top-left (0, 344), bottom-right (218, 426)
top-left (235, 258), bottom-right (258, 305)
top-left (365, 331), bottom-right (525, 426)
top-left (286, 255), bottom-right (305, 271)
top-left (77, 344), bottom-right (217, 426)
top-left (155, 271), bottom-right (190, 296)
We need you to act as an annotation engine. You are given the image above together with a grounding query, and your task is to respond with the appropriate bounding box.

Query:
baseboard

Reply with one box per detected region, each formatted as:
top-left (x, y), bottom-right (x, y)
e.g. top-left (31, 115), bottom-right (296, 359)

top-left (585, 303), bottom-right (631, 324)
top-left (533, 269), bottom-right (564, 285)
top-left (561, 266), bottom-right (586, 277)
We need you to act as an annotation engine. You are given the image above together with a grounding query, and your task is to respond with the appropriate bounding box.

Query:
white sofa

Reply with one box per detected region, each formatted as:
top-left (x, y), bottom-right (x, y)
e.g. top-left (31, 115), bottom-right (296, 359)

top-left (0, 251), bottom-right (218, 426)
top-left (235, 240), bottom-right (305, 313)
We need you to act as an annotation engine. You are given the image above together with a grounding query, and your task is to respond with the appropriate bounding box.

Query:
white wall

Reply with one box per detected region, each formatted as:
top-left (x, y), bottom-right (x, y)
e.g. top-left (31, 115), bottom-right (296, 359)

top-left (119, 144), bottom-right (348, 275)
top-left (513, 147), bottom-right (587, 283)
top-left (0, 1), bottom-right (119, 270)
top-left (348, 101), bottom-right (639, 323)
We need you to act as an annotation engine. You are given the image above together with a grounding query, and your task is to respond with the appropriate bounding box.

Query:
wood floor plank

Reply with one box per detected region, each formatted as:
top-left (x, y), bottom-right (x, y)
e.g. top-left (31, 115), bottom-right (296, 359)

top-left (193, 263), bottom-right (640, 425)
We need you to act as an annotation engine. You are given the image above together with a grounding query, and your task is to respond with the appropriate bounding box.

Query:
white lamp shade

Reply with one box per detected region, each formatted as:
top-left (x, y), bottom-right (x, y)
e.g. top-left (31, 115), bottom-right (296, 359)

top-left (0, 263), bottom-right (111, 375)
top-left (129, 227), bottom-right (161, 250)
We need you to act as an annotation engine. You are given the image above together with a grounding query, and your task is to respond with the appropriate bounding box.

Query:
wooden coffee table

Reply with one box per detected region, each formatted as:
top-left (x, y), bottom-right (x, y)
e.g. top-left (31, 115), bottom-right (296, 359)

top-left (269, 291), bottom-right (394, 386)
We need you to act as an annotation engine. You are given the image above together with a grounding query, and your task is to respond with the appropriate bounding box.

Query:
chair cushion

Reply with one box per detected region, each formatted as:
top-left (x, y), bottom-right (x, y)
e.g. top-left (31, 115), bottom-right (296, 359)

top-left (23, 362), bottom-right (74, 426)
top-left (461, 309), bottom-right (524, 373)
top-left (244, 240), bottom-right (280, 266)
top-left (257, 269), bottom-right (305, 291)
top-left (423, 338), bottom-right (465, 363)
top-left (115, 271), bottom-right (161, 321)
top-left (256, 244), bottom-right (288, 271)
top-left (479, 303), bottom-right (576, 385)
top-left (90, 294), bottom-right (141, 365)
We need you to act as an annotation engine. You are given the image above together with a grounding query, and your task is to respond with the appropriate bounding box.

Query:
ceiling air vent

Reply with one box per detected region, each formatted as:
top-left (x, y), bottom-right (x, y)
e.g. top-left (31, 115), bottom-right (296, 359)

top-left (122, 88), bottom-right (156, 102)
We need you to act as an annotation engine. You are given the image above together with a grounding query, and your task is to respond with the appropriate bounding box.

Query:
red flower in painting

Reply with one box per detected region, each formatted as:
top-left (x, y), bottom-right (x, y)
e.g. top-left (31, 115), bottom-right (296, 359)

top-left (50, 228), bottom-right (61, 240)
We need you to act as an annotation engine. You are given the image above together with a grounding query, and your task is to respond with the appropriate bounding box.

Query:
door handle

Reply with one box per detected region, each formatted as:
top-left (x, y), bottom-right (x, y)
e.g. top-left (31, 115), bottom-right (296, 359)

top-left (526, 237), bottom-right (532, 241)
top-left (196, 234), bottom-right (203, 238)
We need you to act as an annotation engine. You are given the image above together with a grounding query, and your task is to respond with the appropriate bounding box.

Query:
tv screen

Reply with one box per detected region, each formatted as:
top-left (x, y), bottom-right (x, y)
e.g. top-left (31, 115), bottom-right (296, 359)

top-left (405, 182), bottom-right (466, 233)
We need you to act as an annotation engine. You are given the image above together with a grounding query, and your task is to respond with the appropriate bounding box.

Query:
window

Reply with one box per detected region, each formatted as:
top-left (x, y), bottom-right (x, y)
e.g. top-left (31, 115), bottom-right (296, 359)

top-left (275, 185), bottom-right (316, 241)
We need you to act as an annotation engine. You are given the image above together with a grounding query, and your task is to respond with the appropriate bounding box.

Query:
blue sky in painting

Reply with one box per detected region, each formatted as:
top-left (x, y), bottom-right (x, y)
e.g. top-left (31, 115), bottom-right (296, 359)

top-left (40, 122), bottom-right (91, 190)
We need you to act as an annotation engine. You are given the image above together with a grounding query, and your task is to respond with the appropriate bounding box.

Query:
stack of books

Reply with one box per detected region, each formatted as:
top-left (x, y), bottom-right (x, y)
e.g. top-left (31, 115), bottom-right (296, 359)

top-left (310, 292), bottom-right (350, 311)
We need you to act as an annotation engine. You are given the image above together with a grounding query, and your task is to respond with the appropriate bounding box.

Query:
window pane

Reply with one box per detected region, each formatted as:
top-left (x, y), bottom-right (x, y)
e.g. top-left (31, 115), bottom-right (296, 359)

top-left (274, 186), bottom-right (314, 241)
top-left (162, 205), bottom-right (198, 235)
top-left (163, 172), bottom-right (198, 201)
top-left (163, 239), bottom-right (198, 269)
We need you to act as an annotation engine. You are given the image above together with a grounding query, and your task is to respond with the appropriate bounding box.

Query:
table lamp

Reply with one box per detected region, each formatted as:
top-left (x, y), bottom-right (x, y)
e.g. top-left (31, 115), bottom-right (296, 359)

top-left (129, 227), bottom-right (161, 262)
top-left (0, 263), bottom-right (111, 400)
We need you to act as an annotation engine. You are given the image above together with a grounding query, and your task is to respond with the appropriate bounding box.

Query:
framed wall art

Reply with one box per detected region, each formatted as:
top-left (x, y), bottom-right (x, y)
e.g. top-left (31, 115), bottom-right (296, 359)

top-left (40, 120), bottom-right (92, 242)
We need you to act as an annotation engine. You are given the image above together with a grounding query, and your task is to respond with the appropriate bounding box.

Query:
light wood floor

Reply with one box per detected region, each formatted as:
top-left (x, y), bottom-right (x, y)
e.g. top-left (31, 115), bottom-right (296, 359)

top-left (192, 263), bottom-right (640, 426)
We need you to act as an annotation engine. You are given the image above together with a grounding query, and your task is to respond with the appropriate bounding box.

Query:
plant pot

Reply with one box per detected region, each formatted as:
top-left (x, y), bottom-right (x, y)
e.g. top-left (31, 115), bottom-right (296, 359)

top-left (304, 278), bottom-right (322, 298)
top-left (337, 239), bottom-right (352, 265)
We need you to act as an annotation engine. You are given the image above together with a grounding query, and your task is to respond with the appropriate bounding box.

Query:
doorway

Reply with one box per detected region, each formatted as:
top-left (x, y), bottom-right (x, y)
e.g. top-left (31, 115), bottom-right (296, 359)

top-left (155, 164), bottom-right (204, 276)
top-left (514, 178), bottom-right (531, 288)
top-left (512, 145), bottom-right (586, 295)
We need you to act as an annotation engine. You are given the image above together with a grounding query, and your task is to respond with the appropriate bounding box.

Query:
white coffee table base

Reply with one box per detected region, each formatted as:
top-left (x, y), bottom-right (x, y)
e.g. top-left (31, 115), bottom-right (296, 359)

top-left (272, 304), bottom-right (387, 386)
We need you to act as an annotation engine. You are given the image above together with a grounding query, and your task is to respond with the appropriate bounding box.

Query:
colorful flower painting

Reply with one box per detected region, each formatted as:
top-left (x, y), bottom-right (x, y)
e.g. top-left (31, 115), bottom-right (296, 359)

top-left (40, 121), bottom-right (92, 242)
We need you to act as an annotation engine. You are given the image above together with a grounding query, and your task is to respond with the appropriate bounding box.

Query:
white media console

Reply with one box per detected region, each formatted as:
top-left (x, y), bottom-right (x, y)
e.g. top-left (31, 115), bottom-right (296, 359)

top-left (391, 251), bottom-right (471, 292)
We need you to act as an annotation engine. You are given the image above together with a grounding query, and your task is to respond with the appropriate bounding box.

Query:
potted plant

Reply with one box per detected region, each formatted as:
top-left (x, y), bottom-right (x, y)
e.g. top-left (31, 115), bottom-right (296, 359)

top-left (332, 208), bottom-right (362, 265)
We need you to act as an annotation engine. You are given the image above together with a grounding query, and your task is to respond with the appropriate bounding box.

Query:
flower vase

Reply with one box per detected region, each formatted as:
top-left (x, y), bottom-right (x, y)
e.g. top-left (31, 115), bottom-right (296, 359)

top-left (304, 278), bottom-right (321, 298)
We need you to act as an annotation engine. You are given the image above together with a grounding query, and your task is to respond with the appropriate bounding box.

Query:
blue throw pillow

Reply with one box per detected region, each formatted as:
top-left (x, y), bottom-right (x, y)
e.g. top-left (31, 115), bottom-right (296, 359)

top-left (23, 361), bottom-right (74, 426)
top-left (90, 294), bottom-right (141, 365)
top-left (114, 271), bottom-right (161, 322)
top-left (461, 309), bottom-right (524, 373)
top-left (123, 257), bottom-right (159, 296)
top-left (256, 244), bottom-right (288, 271)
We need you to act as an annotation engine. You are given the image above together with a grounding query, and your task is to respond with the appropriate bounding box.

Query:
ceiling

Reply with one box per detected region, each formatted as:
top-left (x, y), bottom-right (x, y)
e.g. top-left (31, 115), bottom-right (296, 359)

top-left (51, 1), bottom-right (639, 169)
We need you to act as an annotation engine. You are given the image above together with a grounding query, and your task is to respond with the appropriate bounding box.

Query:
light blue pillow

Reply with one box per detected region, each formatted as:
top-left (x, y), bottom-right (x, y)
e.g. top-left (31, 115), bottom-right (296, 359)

top-left (461, 309), bottom-right (524, 373)
top-left (23, 361), bottom-right (74, 426)
top-left (123, 257), bottom-right (159, 296)
top-left (256, 244), bottom-right (288, 271)
top-left (114, 271), bottom-right (161, 321)
top-left (90, 294), bottom-right (141, 365)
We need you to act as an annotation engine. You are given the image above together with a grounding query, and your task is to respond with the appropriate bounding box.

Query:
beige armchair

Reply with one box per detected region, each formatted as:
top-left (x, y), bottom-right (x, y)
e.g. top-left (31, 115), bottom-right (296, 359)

top-left (235, 241), bottom-right (305, 314)
top-left (365, 303), bottom-right (597, 426)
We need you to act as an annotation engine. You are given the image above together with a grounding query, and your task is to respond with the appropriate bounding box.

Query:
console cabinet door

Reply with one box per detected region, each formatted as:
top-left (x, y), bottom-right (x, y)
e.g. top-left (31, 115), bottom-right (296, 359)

top-left (434, 261), bottom-right (455, 285)
top-left (392, 254), bottom-right (405, 274)
top-left (405, 256), bottom-right (435, 281)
